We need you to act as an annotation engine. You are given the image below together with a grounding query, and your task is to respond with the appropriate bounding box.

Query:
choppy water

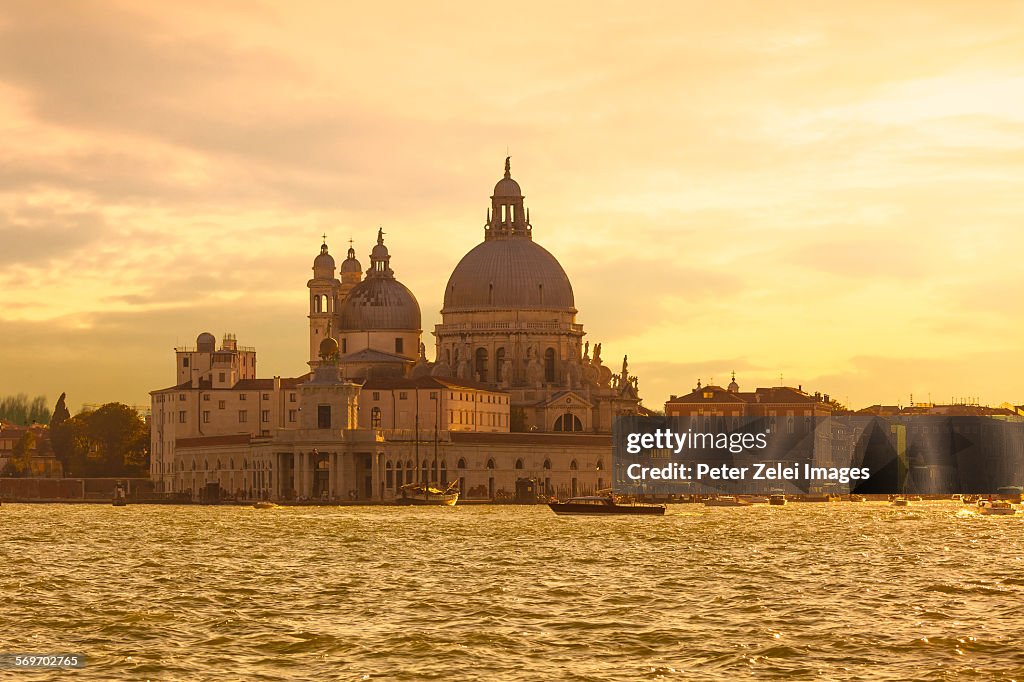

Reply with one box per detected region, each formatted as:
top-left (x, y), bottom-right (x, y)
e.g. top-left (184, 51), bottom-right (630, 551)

top-left (1, 502), bottom-right (1023, 681)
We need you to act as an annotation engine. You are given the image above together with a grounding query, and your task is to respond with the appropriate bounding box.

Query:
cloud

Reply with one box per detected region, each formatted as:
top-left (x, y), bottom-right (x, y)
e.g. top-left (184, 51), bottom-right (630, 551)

top-left (0, 206), bottom-right (108, 266)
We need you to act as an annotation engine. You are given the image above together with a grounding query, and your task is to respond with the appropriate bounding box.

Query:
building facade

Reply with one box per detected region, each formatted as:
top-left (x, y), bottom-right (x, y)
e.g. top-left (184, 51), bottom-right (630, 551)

top-left (150, 160), bottom-right (632, 501)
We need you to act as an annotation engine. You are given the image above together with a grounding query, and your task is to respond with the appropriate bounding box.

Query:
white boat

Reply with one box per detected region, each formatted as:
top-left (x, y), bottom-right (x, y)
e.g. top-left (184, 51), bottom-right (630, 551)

top-left (253, 501), bottom-right (278, 509)
top-left (704, 495), bottom-right (751, 507)
top-left (977, 499), bottom-right (1020, 516)
top-left (891, 496), bottom-right (912, 507)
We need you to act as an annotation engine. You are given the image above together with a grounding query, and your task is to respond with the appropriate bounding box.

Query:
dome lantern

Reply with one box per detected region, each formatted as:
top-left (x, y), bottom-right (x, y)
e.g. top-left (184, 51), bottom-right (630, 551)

top-left (486, 157), bottom-right (531, 241)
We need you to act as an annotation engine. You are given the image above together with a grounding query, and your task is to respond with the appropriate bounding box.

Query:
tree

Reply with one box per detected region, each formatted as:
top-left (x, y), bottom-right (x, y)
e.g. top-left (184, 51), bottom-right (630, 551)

top-left (80, 403), bottom-right (149, 476)
top-left (49, 392), bottom-right (78, 475)
top-left (1, 430), bottom-right (35, 477)
top-left (50, 393), bottom-right (71, 428)
top-left (0, 394), bottom-right (50, 425)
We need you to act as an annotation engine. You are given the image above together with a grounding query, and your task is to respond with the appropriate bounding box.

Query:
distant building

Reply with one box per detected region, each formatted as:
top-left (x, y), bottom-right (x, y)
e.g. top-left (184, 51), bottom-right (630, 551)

top-left (664, 374), bottom-right (833, 418)
top-left (0, 421), bottom-right (61, 478)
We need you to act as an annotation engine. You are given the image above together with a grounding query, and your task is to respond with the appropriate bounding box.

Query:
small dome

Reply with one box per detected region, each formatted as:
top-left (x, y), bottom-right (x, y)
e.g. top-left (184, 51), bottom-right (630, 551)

top-left (493, 176), bottom-right (522, 198)
top-left (371, 242), bottom-right (389, 261)
top-left (339, 278), bottom-right (421, 331)
top-left (492, 156), bottom-right (522, 198)
top-left (313, 243), bottom-right (335, 272)
top-left (341, 246), bottom-right (362, 274)
top-left (319, 336), bottom-right (339, 360)
top-left (197, 332), bottom-right (216, 352)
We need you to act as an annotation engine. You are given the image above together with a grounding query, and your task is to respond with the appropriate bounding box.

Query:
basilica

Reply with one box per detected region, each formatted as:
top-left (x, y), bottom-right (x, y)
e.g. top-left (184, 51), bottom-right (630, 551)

top-left (150, 160), bottom-right (646, 502)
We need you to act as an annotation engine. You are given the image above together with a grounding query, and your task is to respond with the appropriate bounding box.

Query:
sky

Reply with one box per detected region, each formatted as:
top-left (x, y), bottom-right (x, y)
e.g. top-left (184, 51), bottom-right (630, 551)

top-left (1, 0), bottom-right (1023, 414)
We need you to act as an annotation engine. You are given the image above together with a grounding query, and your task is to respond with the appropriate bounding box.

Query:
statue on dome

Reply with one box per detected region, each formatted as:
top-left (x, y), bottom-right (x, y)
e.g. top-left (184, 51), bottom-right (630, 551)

top-left (621, 355), bottom-right (629, 380)
top-left (593, 343), bottom-right (602, 366)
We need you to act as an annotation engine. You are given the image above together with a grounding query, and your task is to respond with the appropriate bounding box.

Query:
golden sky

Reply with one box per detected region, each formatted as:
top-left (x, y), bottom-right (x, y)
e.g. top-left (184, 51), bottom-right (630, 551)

top-left (1, 1), bottom-right (1023, 413)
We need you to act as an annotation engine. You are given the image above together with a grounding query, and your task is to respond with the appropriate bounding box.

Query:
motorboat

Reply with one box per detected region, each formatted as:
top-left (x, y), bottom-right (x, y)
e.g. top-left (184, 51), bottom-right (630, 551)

top-left (768, 494), bottom-right (787, 506)
top-left (891, 496), bottom-right (912, 507)
top-left (848, 494), bottom-right (867, 502)
top-left (703, 495), bottom-right (751, 507)
top-left (549, 496), bottom-right (665, 516)
top-left (977, 499), bottom-right (1020, 516)
top-left (253, 501), bottom-right (278, 509)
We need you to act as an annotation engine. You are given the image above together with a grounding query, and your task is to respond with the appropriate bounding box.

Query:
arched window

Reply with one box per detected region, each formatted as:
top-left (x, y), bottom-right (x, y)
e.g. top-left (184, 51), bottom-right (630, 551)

top-left (596, 459), bottom-right (603, 471)
top-left (313, 294), bottom-right (322, 313)
top-left (457, 458), bottom-right (467, 469)
top-left (515, 459), bottom-right (524, 469)
top-left (475, 347), bottom-right (489, 382)
top-left (553, 413), bottom-right (583, 432)
top-left (204, 459), bottom-right (209, 471)
top-left (371, 407), bottom-right (382, 429)
top-left (544, 348), bottom-right (556, 383)
top-left (395, 461), bottom-right (403, 487)
top-left (570, 459), bottom-right (578, 471)
top-left (229, 458), bottom-right (234, 470)
top-left (495, 348), bottom-right (506, 382)
top-left (543, 458), bottom-right (551, 470)
top-left (486, 458), bottom-right (495, 470)
top-left (440, 460), bottom-right (447, 484)
top-left (386, 461), bottom-right (393, 488)
top-left (421, 460), bottom-right (429, 482)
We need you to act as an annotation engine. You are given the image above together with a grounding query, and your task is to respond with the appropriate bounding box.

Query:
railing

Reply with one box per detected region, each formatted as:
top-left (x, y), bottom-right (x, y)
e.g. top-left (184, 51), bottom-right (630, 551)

top-left (435, 322), bottom-right (584, 334)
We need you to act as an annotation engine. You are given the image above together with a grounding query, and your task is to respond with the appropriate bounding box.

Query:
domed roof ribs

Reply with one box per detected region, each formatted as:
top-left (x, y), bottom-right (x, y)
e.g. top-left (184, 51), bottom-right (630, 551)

top-left (486, 156), bottom-right (530, 242)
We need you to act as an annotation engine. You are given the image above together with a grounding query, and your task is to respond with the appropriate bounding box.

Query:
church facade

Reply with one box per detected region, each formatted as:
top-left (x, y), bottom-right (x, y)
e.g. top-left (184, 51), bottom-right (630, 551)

top-left (149, 160), bottom-right (644, 502)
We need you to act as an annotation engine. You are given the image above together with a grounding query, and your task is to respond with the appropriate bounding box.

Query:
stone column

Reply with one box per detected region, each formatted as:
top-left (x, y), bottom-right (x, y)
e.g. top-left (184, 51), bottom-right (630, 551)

top-left (328, 452), bottom-right (337, 500)
top-left (297, 451), bottom-right (306, 499)
top-left (302, 451), bottom-right (310, 498)
top-left (371, 451), bottom-right (382, 501)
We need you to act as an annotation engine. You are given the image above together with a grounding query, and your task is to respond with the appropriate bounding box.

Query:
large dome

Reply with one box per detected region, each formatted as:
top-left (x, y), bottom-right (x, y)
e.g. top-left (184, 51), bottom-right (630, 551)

top-left (339, 277), bottom-right (421, 330)
top-left (443, 238), bottom-right (575, 312)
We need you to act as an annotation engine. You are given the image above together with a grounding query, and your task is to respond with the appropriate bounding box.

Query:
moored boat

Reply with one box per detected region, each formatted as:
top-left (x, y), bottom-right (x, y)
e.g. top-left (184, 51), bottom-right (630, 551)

top-left (703, 495), bottom-right (751, 507)
top-left (977, 499), bottom-right (1020, 516)
top-left (396, 481), bottom-right (459, 506)
top-left (848, 494), bottom-right (867, 503)
top-left (253, 501), bottom-right (277, 509)
top-left (548, 496), bottom-right (665, 516)
top-left (891, 496), bottom-right (911, 507)
top-left (768, 494), bottom-right (787, 506)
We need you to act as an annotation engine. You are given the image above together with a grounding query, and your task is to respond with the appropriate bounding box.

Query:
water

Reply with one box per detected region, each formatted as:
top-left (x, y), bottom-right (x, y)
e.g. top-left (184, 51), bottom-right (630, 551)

top-left (1, 502), bottom-right (1023, 681)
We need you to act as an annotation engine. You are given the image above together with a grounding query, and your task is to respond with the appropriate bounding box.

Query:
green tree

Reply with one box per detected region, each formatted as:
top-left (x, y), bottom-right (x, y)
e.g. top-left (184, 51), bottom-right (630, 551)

top-left (0, 394), bottom-right (50, 425)
top-left (49, 392), bottom-right (78, 475)
top-left (81, 403), bottom-right (149, 476)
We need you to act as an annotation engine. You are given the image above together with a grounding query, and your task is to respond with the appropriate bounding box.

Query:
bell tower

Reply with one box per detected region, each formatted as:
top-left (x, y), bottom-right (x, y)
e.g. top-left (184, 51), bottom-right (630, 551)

top-left (308, 238), bottom-right (341, 369)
